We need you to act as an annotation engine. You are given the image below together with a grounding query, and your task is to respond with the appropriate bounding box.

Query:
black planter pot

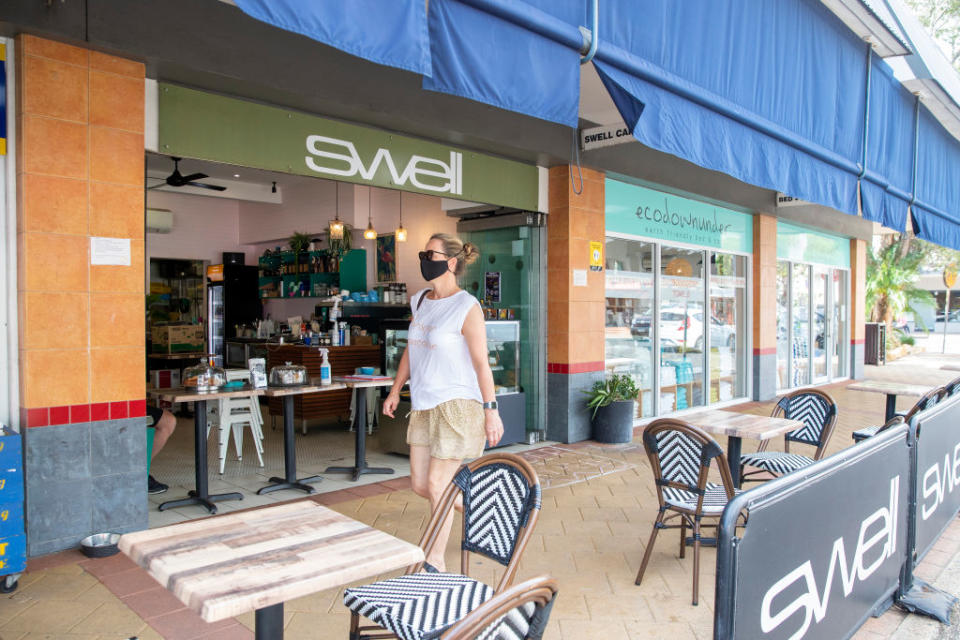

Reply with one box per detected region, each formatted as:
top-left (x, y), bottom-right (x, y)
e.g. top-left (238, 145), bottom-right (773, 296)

top-left (591, 400), bottom-right (636, 444)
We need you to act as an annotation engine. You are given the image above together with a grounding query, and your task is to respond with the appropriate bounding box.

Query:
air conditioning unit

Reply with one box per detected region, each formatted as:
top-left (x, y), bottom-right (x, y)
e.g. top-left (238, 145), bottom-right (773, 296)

top-left (146, 207), bottom-right (173, 233)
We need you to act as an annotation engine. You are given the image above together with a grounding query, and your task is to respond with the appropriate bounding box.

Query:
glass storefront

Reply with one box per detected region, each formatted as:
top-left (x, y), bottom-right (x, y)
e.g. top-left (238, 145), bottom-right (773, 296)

top-left (775, 223), bottom-right (850, 390)
top-left (604, 178), bottom-right (752, 418)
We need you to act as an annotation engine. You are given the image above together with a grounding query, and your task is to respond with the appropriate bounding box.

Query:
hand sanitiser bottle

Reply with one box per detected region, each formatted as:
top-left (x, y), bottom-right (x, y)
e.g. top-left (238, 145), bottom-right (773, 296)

top-left (319, 349), bottom-right (332, 386)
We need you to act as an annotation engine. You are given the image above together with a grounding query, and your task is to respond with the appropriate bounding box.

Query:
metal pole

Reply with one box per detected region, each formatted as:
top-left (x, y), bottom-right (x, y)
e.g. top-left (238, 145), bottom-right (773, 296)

top-left (943, 293), bottom-right (949, 354)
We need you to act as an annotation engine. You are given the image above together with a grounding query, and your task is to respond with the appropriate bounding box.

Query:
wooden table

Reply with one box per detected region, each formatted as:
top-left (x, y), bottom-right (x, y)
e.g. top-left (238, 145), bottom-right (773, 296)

top-left (257, 383), bottom-right (346, 495)
top-left (325, 377), bottom-right (395, 481)
top-left (679, 409), bottom-right (805, 487)
top-left (119, 501), bottom-right (424, 640)
top-left (148, 385), bottom-right (262, 513)
top-left (847, 380), bottom-right (933, 422)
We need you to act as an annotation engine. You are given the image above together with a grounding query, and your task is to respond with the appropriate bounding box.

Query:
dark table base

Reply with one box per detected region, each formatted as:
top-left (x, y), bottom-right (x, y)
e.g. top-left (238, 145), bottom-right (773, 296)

top-left (727, 436), bottom-right (743, 488)
top-left (159, 490), bottom-right (244, 515)
top-left (324, 386), bottom-right (394, 482)
top-left (255, 602), bottom-right (284, 640)
top-left (259, 396), bottom-right (323, 495)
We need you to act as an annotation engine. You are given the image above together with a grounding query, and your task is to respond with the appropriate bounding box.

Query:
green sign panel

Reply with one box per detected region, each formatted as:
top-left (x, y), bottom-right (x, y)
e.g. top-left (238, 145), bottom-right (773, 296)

top-left (157, 84), bottom-right (539, 211)
top-left (605, 179), bottom-right (753, 253)
top-left (776, 221), bottom-right (850, 269)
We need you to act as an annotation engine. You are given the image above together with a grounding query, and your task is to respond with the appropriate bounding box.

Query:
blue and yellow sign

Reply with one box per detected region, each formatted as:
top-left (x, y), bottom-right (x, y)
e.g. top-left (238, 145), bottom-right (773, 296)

top-left (0, 43), bottom-right (6, 155)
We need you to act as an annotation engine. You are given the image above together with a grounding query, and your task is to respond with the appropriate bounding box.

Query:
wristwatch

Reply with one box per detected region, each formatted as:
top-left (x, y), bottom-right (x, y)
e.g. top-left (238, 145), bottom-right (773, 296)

top-left (482, 400), bottom-right (499, 410)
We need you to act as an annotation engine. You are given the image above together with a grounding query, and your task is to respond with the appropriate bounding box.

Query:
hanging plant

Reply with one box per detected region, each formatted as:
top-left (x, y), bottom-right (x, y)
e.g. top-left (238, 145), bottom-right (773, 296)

top-left (328, 224), bottom-right (354, 257)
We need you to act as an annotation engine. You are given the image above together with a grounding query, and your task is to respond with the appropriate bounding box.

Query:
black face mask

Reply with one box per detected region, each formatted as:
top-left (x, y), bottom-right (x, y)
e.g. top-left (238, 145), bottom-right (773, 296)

top-left (420, 258), bottom-right (450, 282)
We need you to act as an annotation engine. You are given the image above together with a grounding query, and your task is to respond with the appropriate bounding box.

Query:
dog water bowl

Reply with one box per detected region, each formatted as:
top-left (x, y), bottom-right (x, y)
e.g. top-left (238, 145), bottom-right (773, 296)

top-left (80, 533), bottom-right (121, 558)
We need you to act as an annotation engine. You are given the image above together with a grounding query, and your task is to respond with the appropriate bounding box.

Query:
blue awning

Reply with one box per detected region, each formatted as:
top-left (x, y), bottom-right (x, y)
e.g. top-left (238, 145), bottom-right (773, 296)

top-left (913, 106), bottom-right (960, 249)
top-left (422, 0), bottom-right (582, 127)
top-left (234, 0), bottom-right (431, 76)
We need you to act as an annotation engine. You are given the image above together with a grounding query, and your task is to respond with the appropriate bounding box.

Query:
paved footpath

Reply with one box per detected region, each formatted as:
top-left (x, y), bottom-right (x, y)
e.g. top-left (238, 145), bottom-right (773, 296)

top-left (3, 353), bottom-right (960, 639)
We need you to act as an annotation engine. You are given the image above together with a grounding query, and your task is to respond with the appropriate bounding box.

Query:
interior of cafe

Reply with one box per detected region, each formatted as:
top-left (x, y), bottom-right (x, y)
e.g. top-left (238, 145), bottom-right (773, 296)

top-left (143, 151), bottom-right (544, 528)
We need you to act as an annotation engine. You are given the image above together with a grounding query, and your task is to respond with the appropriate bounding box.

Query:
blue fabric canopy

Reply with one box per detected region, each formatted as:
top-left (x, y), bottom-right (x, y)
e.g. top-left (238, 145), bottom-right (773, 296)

top-left (913, 106), bottom-right (960, 250)
top-left (234, 0), bottom-right (431, 76)
top-left (422, 0), bottom-right (582, 127)
top-left (593, 0), bottom-right (866, 219)
top-left (860, 54), bottom-right (915, 232)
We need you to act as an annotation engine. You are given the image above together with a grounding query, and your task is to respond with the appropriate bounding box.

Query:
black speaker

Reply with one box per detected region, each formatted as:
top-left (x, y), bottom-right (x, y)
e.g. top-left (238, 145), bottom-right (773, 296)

top-left (223, 252), bottom-right (245, 266)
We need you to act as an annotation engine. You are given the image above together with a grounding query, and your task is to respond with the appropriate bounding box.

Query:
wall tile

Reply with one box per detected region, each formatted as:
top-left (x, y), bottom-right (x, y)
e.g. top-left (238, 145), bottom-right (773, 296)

top-left (90, 293), bottom-right (144, 348)
top-left (20, 174), bottom-right (88, 235)
top-left (570, 330), bottom-right (604, 364)
top-left (21, 292), bottom-right (88, 350)
top-left (20, 232), bottom-right (88, 292)
top-left (89, 183), bottom-right (144, 239)
top-left (90, 348), bottom-right (145, 403)
top-left (22, 54), bottom-right (88, 123)
top-left (26, 478), bottom-right (93, 547)
top-left (92, 472), bottom-right (148, 534)
top-left (20, 34), bottom-right (88, 67)
top-left (90, 127), bottom-right (144, 186)
top-left (90, 71), bottom-right (144, 132)
top-left (24, 422), bottom-right (90, 482)
top-left (547, 234), bottom-right (570, 272)
top-left (91, 419), bottom-right (145, 476)
top-left (90, 241), bottom-right (144, 293)
top-left (22, 115), bottom-right (87, 179)
top-left (547, 300), bottom-right (570, 336)
top-left (22, 349), bottom-right (89, 407)
top-left (89, 51), bottom-right (144, 78)
top-left (547, 332), bottom-right (569, 364)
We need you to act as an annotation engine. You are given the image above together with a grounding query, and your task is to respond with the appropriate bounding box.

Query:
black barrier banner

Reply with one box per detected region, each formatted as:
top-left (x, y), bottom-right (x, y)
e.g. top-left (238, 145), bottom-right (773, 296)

top-left (911, 394), bottom-right (960, 561)
top-left (715, 425), bottom-right (910, 640)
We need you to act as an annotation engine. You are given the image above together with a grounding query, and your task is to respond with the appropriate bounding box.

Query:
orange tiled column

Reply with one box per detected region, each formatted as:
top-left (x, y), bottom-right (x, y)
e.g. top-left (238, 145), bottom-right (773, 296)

top-left (752, 214), bottom-right (778, 400)
top-left (546, 166), bottom-right (606, 442)
top-left (15, 35), bottom-right (146, 555)
top-left (850, 238), bottom-right (867, 379)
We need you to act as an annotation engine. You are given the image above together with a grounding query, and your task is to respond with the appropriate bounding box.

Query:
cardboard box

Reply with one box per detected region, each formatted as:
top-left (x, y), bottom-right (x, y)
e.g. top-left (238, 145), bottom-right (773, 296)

top-left (152, 325), bottom-right (204, 354)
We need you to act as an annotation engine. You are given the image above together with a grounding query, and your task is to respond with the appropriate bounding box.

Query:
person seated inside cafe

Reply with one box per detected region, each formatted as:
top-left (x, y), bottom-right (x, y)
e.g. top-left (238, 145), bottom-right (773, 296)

top-left (147, 405), bottom-right (176, 494)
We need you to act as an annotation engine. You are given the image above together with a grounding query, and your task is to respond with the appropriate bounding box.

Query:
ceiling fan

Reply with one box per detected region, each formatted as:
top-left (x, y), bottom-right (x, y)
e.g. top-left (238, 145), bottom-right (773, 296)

top-left (148, 157), bottom-right (226, 192)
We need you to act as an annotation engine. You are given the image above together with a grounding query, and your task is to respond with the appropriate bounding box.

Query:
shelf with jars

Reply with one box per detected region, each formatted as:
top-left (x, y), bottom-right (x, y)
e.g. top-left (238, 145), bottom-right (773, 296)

top-left (258, 249), bottom-right (366, 298)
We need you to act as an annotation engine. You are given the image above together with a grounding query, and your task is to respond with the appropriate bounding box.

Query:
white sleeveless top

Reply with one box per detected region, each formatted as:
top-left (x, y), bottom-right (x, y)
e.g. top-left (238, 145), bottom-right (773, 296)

top-left (407, 289), bottom-right (483, 411)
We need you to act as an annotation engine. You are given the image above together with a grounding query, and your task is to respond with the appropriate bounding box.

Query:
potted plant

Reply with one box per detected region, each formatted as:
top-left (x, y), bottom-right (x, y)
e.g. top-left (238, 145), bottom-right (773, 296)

top-left (585, 374), bottom-right (639, 444)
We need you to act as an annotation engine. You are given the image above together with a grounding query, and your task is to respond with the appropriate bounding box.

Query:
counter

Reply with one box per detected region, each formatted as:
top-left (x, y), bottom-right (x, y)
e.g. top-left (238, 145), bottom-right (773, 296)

top-left (265, 345), bottom-right (380, 425)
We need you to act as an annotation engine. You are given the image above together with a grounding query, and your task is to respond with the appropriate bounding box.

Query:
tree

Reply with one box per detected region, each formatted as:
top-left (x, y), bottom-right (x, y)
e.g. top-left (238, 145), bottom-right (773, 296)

top-left (905, 0), bottom-right (960, 70)
top-left (866, 235), bottom-right (935, 335)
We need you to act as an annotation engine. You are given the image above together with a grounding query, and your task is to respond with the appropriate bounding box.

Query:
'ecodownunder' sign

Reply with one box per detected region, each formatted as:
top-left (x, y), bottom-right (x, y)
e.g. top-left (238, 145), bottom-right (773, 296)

top-left (605, 178), bottom-right (753, 253)
top-left (157, 84), bottom-right (538, 210)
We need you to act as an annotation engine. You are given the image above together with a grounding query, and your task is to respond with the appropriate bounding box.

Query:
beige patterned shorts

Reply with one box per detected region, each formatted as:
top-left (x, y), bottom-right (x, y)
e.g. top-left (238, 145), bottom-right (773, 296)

top-left (407, 398), bottom-right (486, 460)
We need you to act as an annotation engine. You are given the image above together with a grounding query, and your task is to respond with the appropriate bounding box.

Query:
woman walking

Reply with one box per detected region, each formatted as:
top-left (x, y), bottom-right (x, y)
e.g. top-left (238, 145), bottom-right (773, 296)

top-left (382, 233), bottom-right (504, 571)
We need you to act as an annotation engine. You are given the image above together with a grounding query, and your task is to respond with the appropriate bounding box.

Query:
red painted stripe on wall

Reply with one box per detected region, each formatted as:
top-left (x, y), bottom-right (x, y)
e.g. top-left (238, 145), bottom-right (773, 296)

top-left (753, 347), bottom-right (777, 356)
top-left (547, 361), bottom-right (605, 374)
top-left (851, 338), bottom-right (865, 344)
top-left (22, 400), bottom-right (149, 428)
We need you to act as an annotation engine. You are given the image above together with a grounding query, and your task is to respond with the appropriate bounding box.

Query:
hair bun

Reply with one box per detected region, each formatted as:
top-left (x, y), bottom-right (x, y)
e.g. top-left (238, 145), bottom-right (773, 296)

top-left (462, 242), bottom-right (480, 264)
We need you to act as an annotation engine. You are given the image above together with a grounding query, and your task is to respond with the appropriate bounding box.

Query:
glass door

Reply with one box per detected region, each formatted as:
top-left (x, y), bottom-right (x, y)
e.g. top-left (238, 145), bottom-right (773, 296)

top-left (812, 268), bottom-right (829, 383)
top-left (791, 264), bottom-right (811, 387)
top-left (776, 262), bottom-right (790, 390)
top-left (831, 270), bottom-right (848, 378)
top-left (709, 253), bottom-right (747, 402)
top-left (659, 245), bottom-right (706, 411)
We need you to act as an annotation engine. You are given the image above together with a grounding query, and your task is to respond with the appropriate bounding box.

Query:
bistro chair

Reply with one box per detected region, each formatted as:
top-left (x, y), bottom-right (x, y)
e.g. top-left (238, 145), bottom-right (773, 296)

top-left (635, 419), bottom-right (740, 606)
top-left (739, 388), bottom-right (838, 481)
top-left (437, 575), bottom-right (558, 640)
top-left (944, 376), bottom-right (960, 397)
top-left (851, 386), bottom-right (945, 443)
top-left (343, 453), bottom-right (542, 640)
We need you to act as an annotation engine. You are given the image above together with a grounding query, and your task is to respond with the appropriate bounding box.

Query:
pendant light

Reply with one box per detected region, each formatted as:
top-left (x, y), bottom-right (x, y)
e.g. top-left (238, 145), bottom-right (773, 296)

top-left (395, 191), bottom-right (408, 242)
top-left (363, 188), bottom-right (377, 240)
top-left (329, 183), bottom-right (344, 240)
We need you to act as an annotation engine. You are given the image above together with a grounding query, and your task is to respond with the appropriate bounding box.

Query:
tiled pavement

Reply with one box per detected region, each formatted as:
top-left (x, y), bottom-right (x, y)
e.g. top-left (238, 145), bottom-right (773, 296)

top-left (5, 356), bottom-right (960, 639)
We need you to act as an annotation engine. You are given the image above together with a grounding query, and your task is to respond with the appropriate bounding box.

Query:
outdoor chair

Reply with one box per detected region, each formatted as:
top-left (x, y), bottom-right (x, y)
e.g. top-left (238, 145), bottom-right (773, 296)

top-left (635, 419), bottom-right (741, 606)
top-left (944, 376), bottom-right (960, 397)
top-left (437, 575), bottom-right (558, 640)
top-left (343, 452), bottom-right (542, 640)
top-left (851, 386), bottom-right (945, 443)
top-left (739, 388), bottom-right (838, 481)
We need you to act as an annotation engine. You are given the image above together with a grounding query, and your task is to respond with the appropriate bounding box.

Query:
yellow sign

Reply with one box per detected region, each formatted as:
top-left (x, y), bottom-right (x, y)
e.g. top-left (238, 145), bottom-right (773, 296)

top-left (589, 241), bottom-right (603, 272)
top-left (945, 264), bottom-right (957, 290)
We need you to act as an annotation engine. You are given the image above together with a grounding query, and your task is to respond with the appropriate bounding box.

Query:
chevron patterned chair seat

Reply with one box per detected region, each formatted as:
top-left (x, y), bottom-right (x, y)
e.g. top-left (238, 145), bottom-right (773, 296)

top-left (635, 419), bottom-right (741, 606)
top-left (345, 453), bottom-right (542, 640)
top-left (851, 386), bottom-right (946, 443)
top-left (739, 388), bottom-right (838, 483)
top-left (438, 575), bottom-right (558, 640)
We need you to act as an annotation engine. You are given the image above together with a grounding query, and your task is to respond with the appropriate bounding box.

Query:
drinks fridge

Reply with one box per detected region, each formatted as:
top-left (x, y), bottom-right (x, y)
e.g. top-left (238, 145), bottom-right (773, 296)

top-left (207, 265), bottom-right (261, 366)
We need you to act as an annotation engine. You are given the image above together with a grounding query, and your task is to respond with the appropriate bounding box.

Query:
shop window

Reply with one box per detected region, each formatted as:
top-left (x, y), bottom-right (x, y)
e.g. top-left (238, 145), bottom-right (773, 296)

top-left (709, 253), bottom-right (747, 402)
top-left (791, 263), bottom-right (812, 387)
top-left (660, 245), bottom-right (705, 412)
top-left (605, 238), bottom-right (655, 418)
top-left (776, 262), bottom-right (790, 390)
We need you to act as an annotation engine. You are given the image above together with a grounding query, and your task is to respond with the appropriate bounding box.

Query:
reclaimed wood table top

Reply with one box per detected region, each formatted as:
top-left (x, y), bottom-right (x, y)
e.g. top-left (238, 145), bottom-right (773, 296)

top-left (147, 385), bottom-right (262, 403)
top-left (847, 380), bottom-right (933, 396)
top-left (260, 382), bottom-right (347, 397)
top-left (678, 409), bottom-right (804, 441)
top-left (333, 376), bottom-right (394, 388)
top-left (119, 501), bottom-right (424, 623)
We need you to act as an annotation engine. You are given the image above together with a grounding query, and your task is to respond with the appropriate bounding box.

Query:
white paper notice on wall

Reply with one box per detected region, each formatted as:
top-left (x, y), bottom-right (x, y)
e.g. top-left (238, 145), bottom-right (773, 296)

top-left (572, 269), bottom-right (588, 287)
top-left (90, 237), bottom-right (131, 266)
